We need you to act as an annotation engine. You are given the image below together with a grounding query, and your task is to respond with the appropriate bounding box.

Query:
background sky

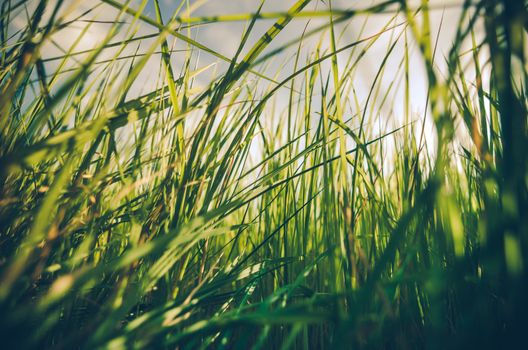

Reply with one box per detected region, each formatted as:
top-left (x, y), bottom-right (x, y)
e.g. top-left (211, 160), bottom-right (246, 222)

top-left (10, 0), bottom-right (481, 164)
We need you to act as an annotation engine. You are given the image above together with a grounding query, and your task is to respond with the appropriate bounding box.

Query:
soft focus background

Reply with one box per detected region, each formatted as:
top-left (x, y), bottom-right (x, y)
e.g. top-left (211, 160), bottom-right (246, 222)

top-left (10, 0), bottom-right (472, 160)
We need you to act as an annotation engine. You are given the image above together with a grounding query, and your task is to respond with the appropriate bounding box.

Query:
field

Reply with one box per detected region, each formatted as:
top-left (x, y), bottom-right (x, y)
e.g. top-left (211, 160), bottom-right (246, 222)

top-left (1, 0), bottom-right (528, 348)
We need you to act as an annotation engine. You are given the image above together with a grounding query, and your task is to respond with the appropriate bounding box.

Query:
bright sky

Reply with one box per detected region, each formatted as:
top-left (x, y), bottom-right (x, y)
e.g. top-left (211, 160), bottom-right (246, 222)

top-left (11, 0), bottom-right (484, 166)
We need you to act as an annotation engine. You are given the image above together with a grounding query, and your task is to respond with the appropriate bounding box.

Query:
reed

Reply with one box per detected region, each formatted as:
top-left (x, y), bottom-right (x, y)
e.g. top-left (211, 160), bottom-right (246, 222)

top-left (0, 0), bottom-right (527, 348)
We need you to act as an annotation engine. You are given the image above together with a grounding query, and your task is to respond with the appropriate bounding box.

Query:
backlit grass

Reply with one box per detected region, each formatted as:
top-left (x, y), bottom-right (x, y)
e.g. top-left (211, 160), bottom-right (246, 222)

top-left (1, 0), bottom-right (527, 348)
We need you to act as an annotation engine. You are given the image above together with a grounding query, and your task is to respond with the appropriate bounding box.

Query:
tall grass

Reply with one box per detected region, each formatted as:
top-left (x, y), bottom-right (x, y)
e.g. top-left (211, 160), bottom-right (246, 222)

top-left (0, 0), bottom-right (527, 348)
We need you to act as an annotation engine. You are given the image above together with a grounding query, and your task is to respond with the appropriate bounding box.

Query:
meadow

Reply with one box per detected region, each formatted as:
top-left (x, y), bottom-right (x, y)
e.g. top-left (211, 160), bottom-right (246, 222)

top-left (1, 0), bottom-right (527, 348)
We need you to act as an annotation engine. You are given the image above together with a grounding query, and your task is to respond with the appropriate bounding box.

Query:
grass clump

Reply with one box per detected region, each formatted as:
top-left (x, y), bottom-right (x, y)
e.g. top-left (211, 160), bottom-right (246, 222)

top-left (1, 0), bottom-right (528, 348)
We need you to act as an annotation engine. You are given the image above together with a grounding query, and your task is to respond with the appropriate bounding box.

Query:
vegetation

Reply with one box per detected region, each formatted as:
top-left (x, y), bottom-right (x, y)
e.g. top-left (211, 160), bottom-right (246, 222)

top-left (1, 0), bottom-right (527, 348)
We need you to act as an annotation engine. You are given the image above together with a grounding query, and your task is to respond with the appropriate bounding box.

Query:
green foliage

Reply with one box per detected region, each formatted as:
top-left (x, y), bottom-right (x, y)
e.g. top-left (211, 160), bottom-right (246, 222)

top-left (1, 0), bottom-right (527, 348)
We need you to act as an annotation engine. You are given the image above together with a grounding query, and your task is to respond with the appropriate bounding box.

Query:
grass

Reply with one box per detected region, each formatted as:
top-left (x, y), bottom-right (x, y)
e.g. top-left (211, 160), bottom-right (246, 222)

top-left (0, 0), bottom-right (527, 348)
